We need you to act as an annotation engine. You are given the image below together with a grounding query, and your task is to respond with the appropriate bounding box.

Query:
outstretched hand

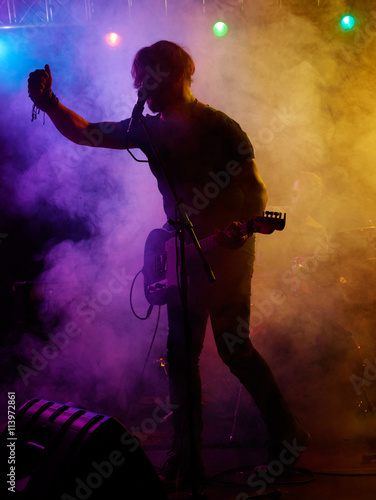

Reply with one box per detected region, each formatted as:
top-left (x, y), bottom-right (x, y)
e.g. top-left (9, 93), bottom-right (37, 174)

top-left (214, 221), bottom-right (248, 249)
top-left (28, 64), bottom-right (52, 99)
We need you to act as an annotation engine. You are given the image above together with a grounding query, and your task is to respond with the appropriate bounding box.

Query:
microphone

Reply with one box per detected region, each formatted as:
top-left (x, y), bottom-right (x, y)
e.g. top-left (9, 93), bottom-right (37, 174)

top-left (127, 87), bottom-right (147, 134)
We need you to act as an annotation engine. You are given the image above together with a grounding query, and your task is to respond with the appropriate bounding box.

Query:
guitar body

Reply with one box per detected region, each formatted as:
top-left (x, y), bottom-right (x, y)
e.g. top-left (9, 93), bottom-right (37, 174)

top-left (143, 212), bottom-right (286, 306)
top-left (143, 228), bottom-right (175, 306)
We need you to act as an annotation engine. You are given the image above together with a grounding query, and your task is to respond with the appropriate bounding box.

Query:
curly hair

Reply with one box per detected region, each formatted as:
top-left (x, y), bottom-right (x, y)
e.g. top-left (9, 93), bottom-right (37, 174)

top-left (131, 40), bottom-right (195, 89)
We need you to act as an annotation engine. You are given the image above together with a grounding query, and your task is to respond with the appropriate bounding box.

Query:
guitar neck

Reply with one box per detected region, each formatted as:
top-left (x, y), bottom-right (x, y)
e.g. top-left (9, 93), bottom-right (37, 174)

top-left (184, 213), bottom-right (286, 258)
top-left (185, 221), bottom-right (249, 258)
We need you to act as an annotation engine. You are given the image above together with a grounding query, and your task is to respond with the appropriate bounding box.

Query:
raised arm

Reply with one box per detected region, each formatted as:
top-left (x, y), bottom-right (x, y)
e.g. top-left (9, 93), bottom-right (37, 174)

top-left (28, 64), bottom-right (134, 149)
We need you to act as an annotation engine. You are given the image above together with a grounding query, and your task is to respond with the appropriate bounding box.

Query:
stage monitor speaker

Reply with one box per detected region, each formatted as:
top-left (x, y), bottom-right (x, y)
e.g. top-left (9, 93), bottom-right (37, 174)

top-left (0, 398), bottom-right (168, 500)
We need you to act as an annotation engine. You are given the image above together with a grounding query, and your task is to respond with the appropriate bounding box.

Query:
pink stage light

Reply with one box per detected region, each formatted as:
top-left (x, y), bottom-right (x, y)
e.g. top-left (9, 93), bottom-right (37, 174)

top-left (105, 32), bottom-right (121, 47)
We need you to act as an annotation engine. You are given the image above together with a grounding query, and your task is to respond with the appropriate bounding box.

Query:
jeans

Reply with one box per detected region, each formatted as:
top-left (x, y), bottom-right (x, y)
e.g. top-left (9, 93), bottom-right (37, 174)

top-left (166, 236), bottom-right (295, 458)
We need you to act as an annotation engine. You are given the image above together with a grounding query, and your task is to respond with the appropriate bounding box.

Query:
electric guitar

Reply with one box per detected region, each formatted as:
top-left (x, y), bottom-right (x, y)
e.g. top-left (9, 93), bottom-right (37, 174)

top-left (143, 211), bottom-right (286, 306)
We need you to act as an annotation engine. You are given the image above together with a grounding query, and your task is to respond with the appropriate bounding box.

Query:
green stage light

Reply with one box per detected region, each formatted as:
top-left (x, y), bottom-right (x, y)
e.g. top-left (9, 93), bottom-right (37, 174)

top-left (213, 21), bottom-right (228, 37)
top-left (340, 15), bottom-right (356, 30)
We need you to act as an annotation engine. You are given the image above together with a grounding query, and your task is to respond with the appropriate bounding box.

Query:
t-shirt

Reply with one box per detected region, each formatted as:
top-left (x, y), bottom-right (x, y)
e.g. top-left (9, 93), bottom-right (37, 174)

top-left (120, 104), bottom-right (255, 239)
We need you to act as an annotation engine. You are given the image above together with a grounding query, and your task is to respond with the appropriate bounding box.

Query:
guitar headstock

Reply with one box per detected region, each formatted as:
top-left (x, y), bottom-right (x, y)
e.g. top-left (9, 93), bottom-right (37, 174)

top-left (250, 211), bottom-right (286, 235)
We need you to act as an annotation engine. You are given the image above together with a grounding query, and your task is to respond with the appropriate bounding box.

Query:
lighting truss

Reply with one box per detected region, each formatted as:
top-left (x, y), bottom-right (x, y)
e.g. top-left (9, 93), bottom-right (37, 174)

top-left (0, 0), bottom-right (94, 28)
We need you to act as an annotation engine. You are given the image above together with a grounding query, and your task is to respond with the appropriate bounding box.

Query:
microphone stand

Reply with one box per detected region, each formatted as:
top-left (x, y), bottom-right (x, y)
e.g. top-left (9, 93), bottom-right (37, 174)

top-left (134, 105), bottom-right (215, 499)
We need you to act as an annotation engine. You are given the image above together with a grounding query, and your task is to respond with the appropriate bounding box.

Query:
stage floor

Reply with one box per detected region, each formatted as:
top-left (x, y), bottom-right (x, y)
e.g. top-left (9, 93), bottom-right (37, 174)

top-left (145, 439), bottom-right (376, 500)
